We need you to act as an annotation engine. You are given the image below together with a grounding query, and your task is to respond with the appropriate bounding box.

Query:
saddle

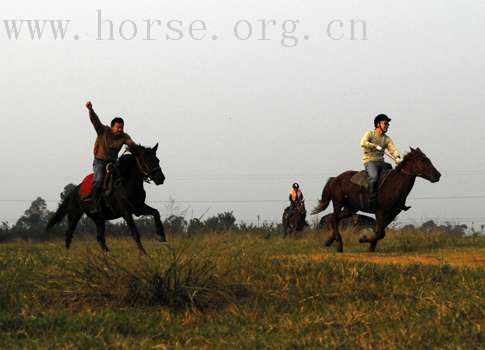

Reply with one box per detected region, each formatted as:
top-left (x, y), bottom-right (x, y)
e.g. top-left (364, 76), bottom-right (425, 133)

top-left (79, 163), bottom-right (118, 199)
top-left (350, 165), bottom-right (412, 212)
top-left (350, 168), bottom-right (392, 191)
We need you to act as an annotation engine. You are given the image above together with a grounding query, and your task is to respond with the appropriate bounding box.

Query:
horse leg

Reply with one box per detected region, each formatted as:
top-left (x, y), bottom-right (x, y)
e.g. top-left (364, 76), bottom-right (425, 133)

top-left (93, 219), bottom-right (109, 252)
top-left (333, 206), bottom-right (356, 252)
top-left (139, 203), bottom-right (166, 242)
top-left (324, 209), bottom-right (339, 247)
top-left (124, 214), bottom-right (147, 255)
top-left (337, 206), bottom-right (357, 248)
top-left (359, 210), bottom-right (390, 252)
top-left (368, 224), bottom-right (385, 252)
top-left (370, 211), bottom-right (399, 251)
top-left (326, 203), bottom-right (344, 252)
top-left (65, 209), bottom-right (82, 249)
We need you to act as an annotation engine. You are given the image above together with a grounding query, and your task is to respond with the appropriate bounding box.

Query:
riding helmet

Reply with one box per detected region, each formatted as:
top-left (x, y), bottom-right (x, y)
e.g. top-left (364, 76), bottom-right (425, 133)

top-left (374, 114), bottom-right (391, 128)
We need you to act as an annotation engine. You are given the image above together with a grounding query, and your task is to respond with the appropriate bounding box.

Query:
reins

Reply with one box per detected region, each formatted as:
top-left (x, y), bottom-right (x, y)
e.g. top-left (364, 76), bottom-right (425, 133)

top-left (385, 151), bottom-right (422, 177)
top-left (120, 147), bottom-right (160, 184)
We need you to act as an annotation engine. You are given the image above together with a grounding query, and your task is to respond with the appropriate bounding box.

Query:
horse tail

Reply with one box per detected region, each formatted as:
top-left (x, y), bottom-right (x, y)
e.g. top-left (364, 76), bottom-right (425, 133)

top-left (311, 177), bottom-right (335, 215)
top-left (46, 188), bottom-right (76, 230)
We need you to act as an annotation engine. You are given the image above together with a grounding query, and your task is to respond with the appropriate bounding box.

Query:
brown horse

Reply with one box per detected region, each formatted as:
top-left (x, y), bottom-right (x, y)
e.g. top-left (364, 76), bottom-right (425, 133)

top-left (312, 147), bottom-right (441, 252)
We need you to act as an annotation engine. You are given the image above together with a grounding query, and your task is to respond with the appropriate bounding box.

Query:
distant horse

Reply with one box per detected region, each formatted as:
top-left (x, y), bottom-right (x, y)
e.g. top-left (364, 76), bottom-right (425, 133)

top-left (47, 144), bottom-right (166, 254)
top-left (312, 147), bottom-right (441, 252)
top-left (283, 201), bottom-right (307, 236)
top-left (318, 213), bottom-right (375, 232)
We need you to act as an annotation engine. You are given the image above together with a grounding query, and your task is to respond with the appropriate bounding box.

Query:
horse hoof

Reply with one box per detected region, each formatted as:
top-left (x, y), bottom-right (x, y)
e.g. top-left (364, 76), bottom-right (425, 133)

top-left (159, 236), bottom-right (167, 242)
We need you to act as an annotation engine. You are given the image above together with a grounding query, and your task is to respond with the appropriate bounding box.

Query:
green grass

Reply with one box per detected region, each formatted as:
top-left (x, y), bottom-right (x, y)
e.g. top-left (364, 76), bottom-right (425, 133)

top-left (0, 231), bottom-right (484, 349)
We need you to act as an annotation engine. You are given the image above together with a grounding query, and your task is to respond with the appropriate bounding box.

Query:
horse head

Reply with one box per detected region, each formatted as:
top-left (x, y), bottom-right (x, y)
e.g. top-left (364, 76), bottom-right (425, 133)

top-left (398, 147), bottom-right (441, 183)
top-left (128, 143), bottom-right (166, 185)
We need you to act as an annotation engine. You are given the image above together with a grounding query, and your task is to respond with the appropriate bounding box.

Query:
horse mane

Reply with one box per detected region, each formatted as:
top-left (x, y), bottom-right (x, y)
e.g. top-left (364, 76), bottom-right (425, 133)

top-left (118, 144), bottom-right (149, 169)
top-left (127, 143), bottom-right (149, 154)
top-left (395, 147), bottom-right (424, 171)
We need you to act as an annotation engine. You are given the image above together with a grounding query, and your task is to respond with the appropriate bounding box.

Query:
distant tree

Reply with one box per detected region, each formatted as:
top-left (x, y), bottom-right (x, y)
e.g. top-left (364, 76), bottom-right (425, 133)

top-left (217, 211), bottom-right (236, 231)
top-left (204, 211), bottom-right (237, 232)
top-left (13, 197), bottom-right (52, 239)
top-left (0, 221), bottom-right (12, 242)
top-left (401, 224), bottom-right (416, 231)
top-left (163, 215), bottom-right (187, 234)
top-left (187, 218), bottom-right (205, 235)
top-left (420, 220), bottom-right (437, 232)
top-left (447, 224), bottom-right (467, 236)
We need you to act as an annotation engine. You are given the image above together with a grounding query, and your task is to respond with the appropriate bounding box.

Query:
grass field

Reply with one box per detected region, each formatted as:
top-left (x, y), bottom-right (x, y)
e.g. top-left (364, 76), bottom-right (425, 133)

top-left (0, 229), bottom-right (484, 349)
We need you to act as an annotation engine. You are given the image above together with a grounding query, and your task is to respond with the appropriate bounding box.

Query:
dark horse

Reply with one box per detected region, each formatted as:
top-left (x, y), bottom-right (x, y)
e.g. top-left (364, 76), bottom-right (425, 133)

top-left (47, 144), bottom-right (166, 254)
top-left (318, 213), bottom-right (376, 232)
top-left (282, 201), bottom-right (307, 236)
top-left (312, 147), bottom-right (441, 252)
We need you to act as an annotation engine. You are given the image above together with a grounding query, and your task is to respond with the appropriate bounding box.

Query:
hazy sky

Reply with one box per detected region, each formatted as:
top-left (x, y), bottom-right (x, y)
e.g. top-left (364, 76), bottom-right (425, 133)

top-left (1, 1), bottom-right (484, 227)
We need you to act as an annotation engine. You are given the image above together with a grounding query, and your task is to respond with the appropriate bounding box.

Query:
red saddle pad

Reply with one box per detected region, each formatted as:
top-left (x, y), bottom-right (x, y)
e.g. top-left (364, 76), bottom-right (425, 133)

top-left (79, 173), bottom-right (94, 199)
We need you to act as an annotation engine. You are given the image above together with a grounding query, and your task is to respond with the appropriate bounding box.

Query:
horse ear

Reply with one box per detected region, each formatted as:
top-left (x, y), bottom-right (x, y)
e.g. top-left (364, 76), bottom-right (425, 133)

top-left (409, 147), bottom-right (416, 152)
top-left (416, 147), bottom-right (422, 153)
top-left (152, 143), bottom-right (159, 153)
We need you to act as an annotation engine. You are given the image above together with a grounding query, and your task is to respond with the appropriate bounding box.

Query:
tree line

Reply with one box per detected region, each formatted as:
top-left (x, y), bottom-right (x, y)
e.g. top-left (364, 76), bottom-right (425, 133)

top-left (0, 183), bottom-right (476, 243)
top-left (0, 184), bottom-right (280, 242)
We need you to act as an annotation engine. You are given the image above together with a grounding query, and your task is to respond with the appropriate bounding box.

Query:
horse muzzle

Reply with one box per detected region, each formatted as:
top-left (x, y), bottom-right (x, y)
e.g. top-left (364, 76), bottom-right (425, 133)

top-left (153, 174), bottom-right (165, 185)
top-left (430, 171), bottom-right (441, 183)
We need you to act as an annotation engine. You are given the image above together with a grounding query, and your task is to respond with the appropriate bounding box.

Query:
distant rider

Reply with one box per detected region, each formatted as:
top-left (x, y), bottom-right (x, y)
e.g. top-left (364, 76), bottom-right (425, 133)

top-left (289, 182), bottom-right (304, 214)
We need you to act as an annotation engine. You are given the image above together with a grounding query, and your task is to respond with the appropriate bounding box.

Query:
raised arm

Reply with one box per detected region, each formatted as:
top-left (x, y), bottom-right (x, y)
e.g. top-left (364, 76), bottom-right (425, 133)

top-left (85, 101), bottom-right (105, 135)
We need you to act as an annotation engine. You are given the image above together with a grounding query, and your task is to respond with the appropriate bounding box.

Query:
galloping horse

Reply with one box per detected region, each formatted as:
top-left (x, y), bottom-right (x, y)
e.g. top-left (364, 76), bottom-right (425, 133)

top-left (47, 144), bottom-right (166, 254)
top-left (312, 147), bottom-right (441, 252)
top-left (282, 201), bottom-right (307, 236)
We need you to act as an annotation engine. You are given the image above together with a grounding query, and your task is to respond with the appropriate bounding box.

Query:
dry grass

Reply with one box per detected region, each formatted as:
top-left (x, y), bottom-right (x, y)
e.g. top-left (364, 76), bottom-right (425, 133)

top-left (0, 230), bottom-right (483, 349)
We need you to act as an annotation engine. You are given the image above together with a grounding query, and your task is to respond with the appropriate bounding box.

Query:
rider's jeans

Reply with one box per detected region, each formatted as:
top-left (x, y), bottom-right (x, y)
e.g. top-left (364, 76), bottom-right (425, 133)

top-left (365, 161), bottom-right (387, 192)
top-left (92, 159), bottom-right (108, 194)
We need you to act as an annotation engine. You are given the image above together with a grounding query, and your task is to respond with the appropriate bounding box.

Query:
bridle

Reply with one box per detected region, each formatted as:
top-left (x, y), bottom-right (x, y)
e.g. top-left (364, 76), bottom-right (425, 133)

top-left (119, 147), bottom-right (161, 183)
top-left (135, 155), bottom-right (161, 183)
top-left (399, 167), bottom-right (422, 177)
top-left (397, 159), bottom-right (424, 177)
top-left (385, 150), bottom-right (426, 177)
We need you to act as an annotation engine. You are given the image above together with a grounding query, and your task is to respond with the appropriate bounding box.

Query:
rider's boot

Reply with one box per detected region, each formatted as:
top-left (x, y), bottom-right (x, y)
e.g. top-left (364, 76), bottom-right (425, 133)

top-left (368, 181), bottom-right (378, 209)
